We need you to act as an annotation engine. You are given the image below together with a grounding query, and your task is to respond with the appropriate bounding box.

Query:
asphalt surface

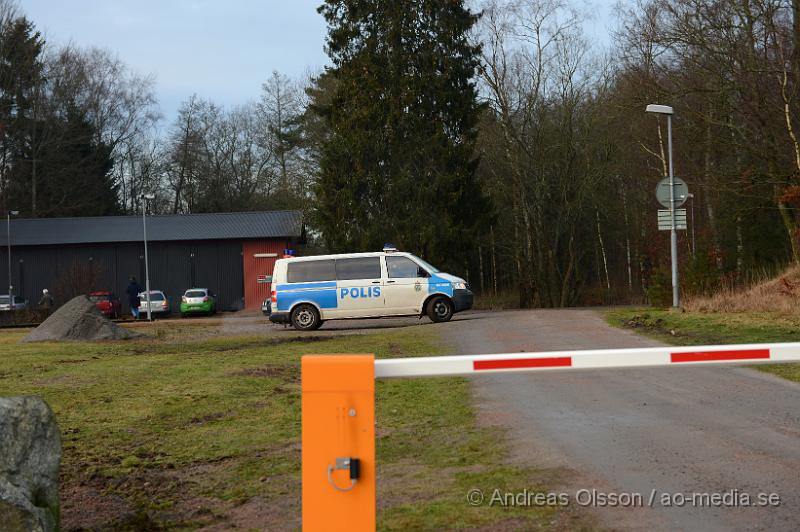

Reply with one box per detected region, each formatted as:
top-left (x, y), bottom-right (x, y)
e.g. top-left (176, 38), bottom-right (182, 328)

top-left (443, 309), bottom-right (800, 532)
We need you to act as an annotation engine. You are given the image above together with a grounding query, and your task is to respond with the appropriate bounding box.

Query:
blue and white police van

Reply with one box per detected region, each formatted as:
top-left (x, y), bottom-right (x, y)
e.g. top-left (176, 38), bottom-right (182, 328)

top-left (264, 247), bottom-right (473, 330)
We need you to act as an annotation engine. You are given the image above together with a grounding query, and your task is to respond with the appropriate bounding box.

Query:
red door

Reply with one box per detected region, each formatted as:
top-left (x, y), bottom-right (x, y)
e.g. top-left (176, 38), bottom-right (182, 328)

top-left (242, 239), bottom-right (288, 310)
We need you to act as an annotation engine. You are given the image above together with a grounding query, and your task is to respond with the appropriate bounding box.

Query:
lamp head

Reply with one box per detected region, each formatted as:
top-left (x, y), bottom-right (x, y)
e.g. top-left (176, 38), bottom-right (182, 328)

top-left (646, 104), bottom-right (674, 115)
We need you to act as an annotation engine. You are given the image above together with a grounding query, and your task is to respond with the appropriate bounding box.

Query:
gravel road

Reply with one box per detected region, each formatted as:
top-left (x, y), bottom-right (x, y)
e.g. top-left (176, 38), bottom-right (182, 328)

top-left (443, 309), bottom-right (800, 532)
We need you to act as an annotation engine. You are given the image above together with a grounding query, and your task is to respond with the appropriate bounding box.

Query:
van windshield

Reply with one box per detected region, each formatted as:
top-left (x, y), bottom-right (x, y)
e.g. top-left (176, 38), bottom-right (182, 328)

top-left (410, 255), bottom-right (440, 274)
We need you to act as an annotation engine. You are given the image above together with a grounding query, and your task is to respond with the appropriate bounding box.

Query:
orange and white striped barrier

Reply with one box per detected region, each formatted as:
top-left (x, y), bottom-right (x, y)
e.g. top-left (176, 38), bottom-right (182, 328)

top-left (374, 342), bottom-right (800, 378)
top-left (302, 342), bottom-right (800, 531)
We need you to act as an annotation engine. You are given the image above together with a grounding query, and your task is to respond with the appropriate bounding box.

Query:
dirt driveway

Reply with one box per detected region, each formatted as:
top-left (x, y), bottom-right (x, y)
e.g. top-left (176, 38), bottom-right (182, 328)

top-left (440, 309), bottom-right (800, 531)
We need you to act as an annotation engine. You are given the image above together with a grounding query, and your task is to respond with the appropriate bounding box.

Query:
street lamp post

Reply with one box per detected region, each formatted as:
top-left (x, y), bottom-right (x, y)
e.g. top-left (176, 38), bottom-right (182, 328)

top-left (646, 104), bottom-right (680, 308)
top-left (6, 210), bottom-right (19, 310)
top-left (687, 193), bottom-right (696, 257)
top-left (140, 194), bottom-right (155, 321)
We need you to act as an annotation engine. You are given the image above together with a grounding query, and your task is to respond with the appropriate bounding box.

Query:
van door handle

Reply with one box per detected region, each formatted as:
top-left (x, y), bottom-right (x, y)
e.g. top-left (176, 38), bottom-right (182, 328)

top-left (371, 281), bottom-right (381, 284)
top-left (386, 280), bottom-right (396, 284)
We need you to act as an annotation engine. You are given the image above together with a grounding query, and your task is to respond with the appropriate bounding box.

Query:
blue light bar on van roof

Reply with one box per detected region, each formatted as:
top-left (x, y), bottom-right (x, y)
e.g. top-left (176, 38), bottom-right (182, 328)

top-left (383, 243), bottom-right (398, 252)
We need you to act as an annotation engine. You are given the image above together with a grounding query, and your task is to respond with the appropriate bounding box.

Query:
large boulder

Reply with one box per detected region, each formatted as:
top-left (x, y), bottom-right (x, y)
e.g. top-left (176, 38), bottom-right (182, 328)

top-left (22, 295), bottom-right (141, 343)
top-left (0, 397), bottom-right (61, 532)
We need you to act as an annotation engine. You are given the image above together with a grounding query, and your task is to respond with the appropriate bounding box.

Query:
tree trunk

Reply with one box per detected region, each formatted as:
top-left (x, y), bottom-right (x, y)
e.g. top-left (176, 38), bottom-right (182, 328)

top-left (736, 214), bottom-right (744, 281)
top-left (490, 226), bottom-right (498, 297)
top-left (559, 235), bottom-right (576, 308)
top-left (31, 153), bottom-right (37, 216)
top-left (621, 182), bottom-right (633, 296)
top-left (512, 200), bottom-right (527, 307)
top-left (778, 196), bottom-right (800, 263)
top-left (478, 245), bottom-right (485, 293)
top-left (596, 209), bottom-right (611, 298)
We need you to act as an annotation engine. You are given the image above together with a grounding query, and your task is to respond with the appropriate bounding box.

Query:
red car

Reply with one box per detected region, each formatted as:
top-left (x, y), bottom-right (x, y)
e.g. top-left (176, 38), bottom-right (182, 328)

top-left (88, 291), bottom-right (122, 319)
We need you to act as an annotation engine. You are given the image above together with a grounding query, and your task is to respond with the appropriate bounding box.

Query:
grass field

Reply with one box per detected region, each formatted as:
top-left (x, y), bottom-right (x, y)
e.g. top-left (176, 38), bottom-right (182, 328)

top-left (606, 308), bottom-right (800, 383)
top-left (0, 324), bottom-right (569, 530)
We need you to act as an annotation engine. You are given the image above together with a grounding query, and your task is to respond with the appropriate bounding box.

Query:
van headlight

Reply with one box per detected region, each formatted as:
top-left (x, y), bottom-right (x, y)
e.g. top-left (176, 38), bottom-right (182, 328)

top-left (453, 282), bottom-right (467, 290)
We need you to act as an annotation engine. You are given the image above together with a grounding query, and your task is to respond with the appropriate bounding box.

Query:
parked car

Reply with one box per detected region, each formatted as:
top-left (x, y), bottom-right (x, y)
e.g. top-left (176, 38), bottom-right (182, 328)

top-left (180, 288), bottom-right (217, 317)
top-left (0, 295), bottom-right (28, 311)
top-left (88, 291), bottom-right (122, 318)
top-left (138, 290), bottom-right (170, 317)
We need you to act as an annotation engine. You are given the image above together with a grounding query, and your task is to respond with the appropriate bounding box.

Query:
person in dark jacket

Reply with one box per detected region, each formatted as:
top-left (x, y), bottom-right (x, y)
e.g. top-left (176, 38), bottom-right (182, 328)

top-left (38, 289), bottom-right (55, 313)
top-left (126, 277), bottom-right (143, 319)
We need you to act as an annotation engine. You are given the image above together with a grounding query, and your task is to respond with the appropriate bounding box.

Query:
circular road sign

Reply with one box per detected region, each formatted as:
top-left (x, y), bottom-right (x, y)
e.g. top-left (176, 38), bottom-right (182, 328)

top-left (656, 177), bottom-right (689, 208)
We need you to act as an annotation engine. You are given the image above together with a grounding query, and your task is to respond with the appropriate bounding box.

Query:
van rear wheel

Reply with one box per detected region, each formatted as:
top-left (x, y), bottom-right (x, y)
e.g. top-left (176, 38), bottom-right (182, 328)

top-left (427, 296), bottom-right (454, 323)
top-left (291, 304), bottom-right (321, 331)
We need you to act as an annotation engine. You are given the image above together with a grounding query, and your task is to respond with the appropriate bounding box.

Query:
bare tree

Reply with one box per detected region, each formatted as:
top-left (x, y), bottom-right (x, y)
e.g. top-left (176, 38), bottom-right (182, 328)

top-left (258, 70), bottom-right (306, 201)
top-left (476, 0), bottom-right (604, 306)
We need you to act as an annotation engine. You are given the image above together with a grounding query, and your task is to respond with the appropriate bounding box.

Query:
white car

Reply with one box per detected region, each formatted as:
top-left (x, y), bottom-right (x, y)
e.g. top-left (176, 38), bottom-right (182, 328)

top-left (266, 246), bottom-right (473, 331)
top-left (0, 295), bottom-right (28, 311)
top-left (138, 290), bottom-right (170, 316)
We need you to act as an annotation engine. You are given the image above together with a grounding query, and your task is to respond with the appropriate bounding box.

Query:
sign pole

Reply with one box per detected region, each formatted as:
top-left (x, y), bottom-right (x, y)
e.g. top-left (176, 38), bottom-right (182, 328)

top-left (667, 114), bottom-right (679, 308)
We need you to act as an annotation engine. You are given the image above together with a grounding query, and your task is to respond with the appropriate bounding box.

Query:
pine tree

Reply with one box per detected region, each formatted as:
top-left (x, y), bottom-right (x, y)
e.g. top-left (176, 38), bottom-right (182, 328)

top-left (29, 106), bottom-right (120, 217)
top-left (0, 15), bottom-right (120, 217)
top-left (0, 15), bottom-right (45, 214)
top-left (312, 0), bottom-right (490, 270)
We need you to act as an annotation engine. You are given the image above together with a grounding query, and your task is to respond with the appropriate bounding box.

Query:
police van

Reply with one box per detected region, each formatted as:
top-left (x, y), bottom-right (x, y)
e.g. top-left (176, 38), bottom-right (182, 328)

top-left (266, 247), bottom-right (473, 330)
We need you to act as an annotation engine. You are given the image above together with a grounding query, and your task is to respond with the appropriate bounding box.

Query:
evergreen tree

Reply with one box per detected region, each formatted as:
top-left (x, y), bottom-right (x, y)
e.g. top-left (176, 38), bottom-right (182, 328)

top-left (0, 15), bottom-right (44, 213)
top-left (312, 0), bottom-right (490, 270)
top-left (0, 14), bottom-right (120, 217)
top-left (27, 106), bottom-right (120, 217)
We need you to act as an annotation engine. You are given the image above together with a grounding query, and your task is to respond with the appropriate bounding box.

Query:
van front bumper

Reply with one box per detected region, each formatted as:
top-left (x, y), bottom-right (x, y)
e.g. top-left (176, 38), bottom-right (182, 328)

top-left (453, 288), bottom-right (474, 313)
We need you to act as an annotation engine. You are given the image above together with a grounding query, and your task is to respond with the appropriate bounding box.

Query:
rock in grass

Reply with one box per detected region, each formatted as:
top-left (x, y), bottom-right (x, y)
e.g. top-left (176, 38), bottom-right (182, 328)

top-left (22, 295), bottom-right (141, 343)
top-left (0, 396), bottom-right (61, 531)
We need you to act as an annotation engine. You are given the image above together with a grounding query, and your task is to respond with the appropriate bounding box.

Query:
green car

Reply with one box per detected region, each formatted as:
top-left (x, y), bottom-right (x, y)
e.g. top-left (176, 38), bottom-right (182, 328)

top-left (180, 288), bottom-right (217, 317)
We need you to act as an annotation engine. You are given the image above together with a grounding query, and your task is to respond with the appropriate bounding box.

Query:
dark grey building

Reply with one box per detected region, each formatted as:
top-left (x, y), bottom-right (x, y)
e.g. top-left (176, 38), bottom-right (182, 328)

top-left (0, 210), bottom-right (302, 313)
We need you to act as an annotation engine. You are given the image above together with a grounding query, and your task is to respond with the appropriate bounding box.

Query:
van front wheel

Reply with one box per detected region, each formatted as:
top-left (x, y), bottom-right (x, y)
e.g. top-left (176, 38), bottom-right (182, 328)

top-left (291, 304), bottom-right (321, 331)
top-left (427, 296), bottom-right (454, 323)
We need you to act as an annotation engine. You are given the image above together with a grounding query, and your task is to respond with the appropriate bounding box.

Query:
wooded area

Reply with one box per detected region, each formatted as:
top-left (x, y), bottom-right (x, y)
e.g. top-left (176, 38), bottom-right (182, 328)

top-left (2, 0), bottom-right (800, 307)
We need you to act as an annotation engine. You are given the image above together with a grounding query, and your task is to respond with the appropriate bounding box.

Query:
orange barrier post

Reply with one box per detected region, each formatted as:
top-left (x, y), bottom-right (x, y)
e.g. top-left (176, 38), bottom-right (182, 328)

top-left (302, 355), bottom-right (375, 531)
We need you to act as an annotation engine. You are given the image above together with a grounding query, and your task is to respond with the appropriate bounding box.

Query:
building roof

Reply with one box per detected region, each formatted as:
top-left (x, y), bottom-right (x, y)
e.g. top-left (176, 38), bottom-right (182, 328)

top-left (0, 210), bottom-right (303, 246)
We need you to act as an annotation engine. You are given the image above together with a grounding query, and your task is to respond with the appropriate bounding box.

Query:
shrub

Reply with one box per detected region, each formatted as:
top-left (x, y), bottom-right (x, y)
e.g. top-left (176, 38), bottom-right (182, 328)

top-left (647, 268), bottom-right (672, 308)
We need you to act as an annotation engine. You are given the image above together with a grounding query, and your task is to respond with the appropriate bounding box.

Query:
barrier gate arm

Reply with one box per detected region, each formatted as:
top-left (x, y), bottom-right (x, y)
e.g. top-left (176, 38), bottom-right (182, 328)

top-left (302, 342), bottom-right (800, 531)
top-left (374, 342), bottom-right (800, 378)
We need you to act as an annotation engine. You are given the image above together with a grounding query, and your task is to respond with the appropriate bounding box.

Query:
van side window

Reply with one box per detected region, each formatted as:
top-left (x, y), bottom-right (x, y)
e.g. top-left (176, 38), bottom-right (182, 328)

top-left (386, 256), bottom-right (427, 278)
top-left (287, 260), bottom-right (336, 283)
top-left (335, 257), bottom-right (381, 280)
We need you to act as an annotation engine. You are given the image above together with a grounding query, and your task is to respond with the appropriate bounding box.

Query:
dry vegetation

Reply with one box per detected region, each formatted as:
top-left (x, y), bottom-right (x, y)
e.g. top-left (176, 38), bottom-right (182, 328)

top-left (685, 266), bottom-right (800, 315)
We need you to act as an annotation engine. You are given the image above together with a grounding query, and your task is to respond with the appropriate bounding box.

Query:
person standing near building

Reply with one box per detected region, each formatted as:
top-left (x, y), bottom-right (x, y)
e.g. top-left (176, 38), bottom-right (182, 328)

top-left (38, 289), bottom-right (54, 314)
top-left (126, 277), bottom-right (143, 319)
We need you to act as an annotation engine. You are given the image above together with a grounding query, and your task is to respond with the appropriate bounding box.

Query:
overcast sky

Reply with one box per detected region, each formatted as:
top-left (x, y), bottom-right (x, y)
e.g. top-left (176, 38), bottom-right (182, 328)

top-left (23, 1), bottom-right (613, 128)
